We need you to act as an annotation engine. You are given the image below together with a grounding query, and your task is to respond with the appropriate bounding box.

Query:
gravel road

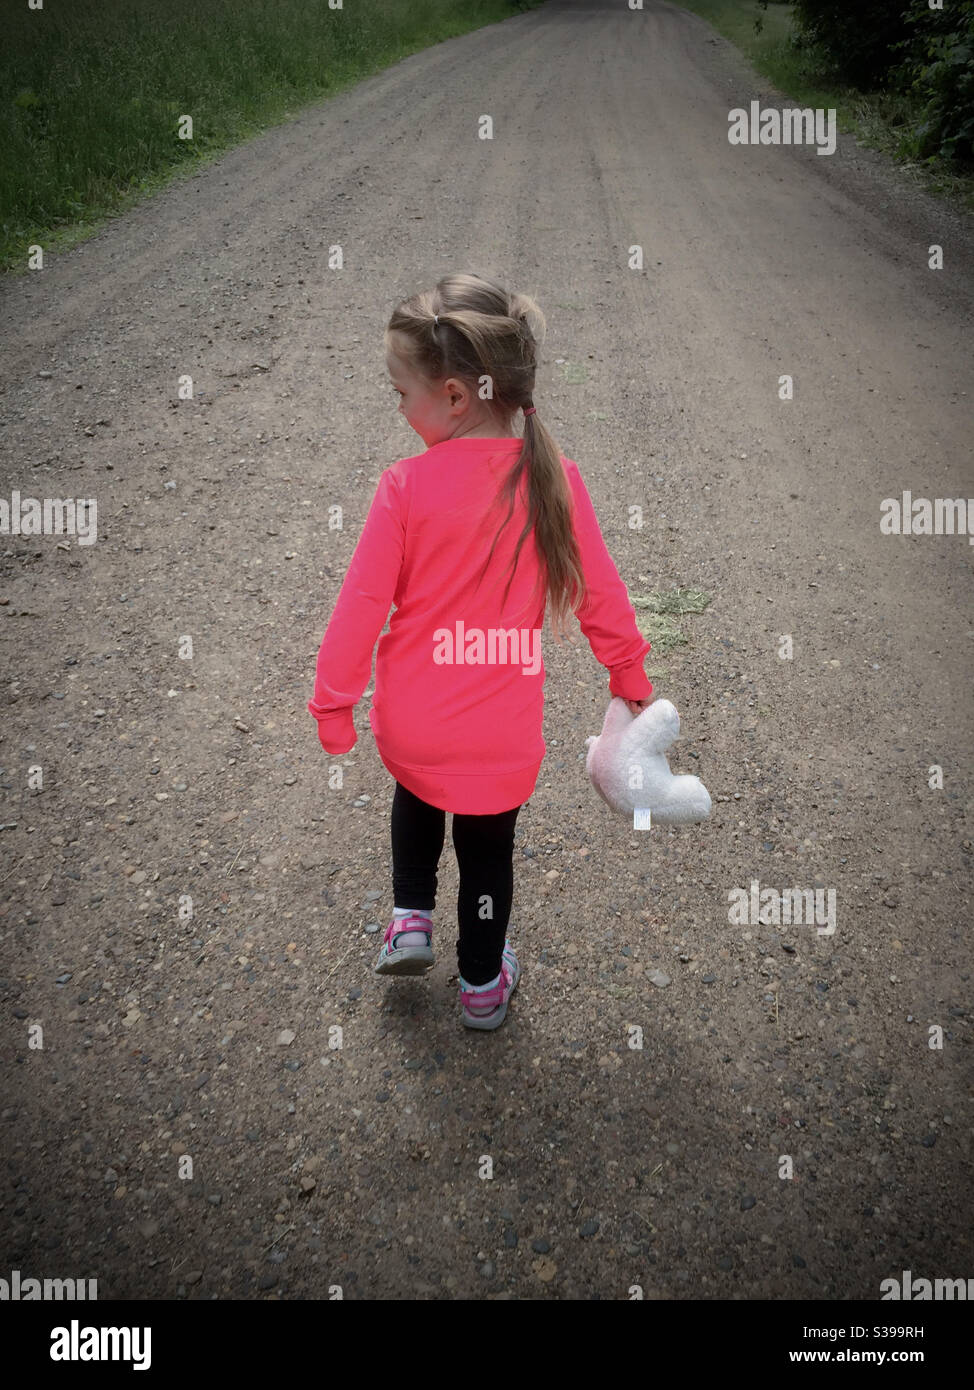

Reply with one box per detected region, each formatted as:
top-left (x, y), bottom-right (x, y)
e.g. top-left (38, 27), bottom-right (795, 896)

top-left (1, 0), bottom-right (972, 1300)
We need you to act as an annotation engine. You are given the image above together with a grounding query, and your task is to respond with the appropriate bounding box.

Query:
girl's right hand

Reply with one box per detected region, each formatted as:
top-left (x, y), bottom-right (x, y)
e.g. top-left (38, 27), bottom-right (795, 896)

top-left (624, 694), bottom-right (656, 716)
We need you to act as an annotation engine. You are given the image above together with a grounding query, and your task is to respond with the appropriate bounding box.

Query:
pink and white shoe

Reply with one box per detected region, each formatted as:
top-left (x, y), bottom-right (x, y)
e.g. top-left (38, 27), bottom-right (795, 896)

top-left (373, 915), bottom-right (434, 976)
top-left (459, 941), bottom-right (520, 1030)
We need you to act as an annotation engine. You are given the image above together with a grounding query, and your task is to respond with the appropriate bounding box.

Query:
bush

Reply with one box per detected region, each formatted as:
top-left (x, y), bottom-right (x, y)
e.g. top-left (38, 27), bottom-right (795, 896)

top-left (791, 0), bottom-right (974, 165)
top-left (892, 0), bottom-right (974, 162)
top-left (790, 0), bottom-right (913, 86)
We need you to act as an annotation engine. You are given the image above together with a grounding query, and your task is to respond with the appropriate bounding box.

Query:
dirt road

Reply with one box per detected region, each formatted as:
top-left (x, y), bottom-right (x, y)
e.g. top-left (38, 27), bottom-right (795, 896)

top-left (1, 0), bottom-right (972, 1300)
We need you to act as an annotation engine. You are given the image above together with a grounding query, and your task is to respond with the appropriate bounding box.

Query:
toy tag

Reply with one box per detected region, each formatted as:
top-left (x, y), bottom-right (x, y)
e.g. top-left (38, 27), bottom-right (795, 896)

top-left (633, 807), bottom-right (652, 831)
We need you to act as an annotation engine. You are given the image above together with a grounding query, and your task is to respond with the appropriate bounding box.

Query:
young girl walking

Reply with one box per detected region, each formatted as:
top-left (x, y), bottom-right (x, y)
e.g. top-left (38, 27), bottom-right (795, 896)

top-left (309, 271), bottom-right (654, 1029)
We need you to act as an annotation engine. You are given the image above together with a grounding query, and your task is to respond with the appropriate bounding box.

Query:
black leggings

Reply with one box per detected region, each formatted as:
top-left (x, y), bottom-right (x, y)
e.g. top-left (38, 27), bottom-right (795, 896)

top-left (390, 781), bottom-right (522, 985)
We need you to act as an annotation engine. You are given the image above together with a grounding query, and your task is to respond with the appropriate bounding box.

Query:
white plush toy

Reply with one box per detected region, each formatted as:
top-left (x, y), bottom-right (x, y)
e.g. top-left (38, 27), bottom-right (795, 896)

top-left (585, 697), bottom-right (711, 825)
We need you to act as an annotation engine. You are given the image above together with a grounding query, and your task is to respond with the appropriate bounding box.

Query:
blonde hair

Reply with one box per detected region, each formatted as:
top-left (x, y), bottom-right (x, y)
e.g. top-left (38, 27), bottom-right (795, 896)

top-left (385, 271), bottom-right (587, 643)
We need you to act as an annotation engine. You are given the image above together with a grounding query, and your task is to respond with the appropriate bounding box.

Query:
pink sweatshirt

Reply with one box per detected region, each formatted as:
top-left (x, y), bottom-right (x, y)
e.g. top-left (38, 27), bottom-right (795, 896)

top-left (308, 436), bottom-right (652, 814)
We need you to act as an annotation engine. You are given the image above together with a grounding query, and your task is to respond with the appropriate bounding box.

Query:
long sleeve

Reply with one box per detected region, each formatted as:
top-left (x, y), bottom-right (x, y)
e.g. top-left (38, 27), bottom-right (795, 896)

top-left (566, 461), bottom-right (653, 702)
top-left (308, 467), bottom-right (405, 752)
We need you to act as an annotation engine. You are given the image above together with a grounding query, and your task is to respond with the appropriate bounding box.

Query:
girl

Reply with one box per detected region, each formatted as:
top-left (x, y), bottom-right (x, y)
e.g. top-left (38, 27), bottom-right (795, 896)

top-left (309, 272), bottom-right (654, 1030)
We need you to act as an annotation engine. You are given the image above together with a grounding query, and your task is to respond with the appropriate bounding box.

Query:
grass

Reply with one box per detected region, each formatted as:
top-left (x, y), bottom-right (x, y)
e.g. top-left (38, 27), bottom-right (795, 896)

top-left (670, 0), bottom-right (974, 213)
top-left (630, 586), bottom-right (712, 656)
top-left (559, 361), bottom-right (590, 383)
top-left (0, 0), bottom-right (544, 274)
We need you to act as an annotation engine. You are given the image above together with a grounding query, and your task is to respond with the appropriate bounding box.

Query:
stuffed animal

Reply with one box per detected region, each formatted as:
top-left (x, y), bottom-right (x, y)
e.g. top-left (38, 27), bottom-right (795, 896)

top-left (585, 697), bottom-right (711, 825)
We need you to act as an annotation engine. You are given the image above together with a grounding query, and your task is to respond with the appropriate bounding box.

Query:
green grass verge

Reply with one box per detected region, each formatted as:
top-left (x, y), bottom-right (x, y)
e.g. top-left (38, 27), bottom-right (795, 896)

top-left (631, 586), bottom-right (712, 656)
top-left (670, 0), bottom-right (974, 213)
top-left (1, 0), bottom-right (544, 274)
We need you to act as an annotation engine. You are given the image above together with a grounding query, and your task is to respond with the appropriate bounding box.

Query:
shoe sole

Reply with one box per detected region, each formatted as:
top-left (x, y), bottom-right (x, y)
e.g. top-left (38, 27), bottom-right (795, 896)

top-left (461, 961), bottom-right (520, 1030)
top-left (374, 946), bottom-right (434, 977)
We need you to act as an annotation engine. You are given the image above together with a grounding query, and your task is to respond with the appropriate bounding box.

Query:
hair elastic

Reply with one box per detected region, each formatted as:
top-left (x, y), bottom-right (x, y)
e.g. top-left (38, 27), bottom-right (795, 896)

top-left (523, 404), bottom-right (537, 416)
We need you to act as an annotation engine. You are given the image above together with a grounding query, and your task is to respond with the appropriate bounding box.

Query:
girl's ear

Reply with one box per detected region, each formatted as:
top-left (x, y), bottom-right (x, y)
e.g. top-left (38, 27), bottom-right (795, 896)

top-left (443, 376), bottom-right (474, 414)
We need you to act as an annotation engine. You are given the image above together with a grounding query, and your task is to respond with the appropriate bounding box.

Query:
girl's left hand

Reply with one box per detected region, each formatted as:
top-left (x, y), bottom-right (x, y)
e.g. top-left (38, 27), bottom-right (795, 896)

top-left (317, 721), bottom-right (356, 755)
